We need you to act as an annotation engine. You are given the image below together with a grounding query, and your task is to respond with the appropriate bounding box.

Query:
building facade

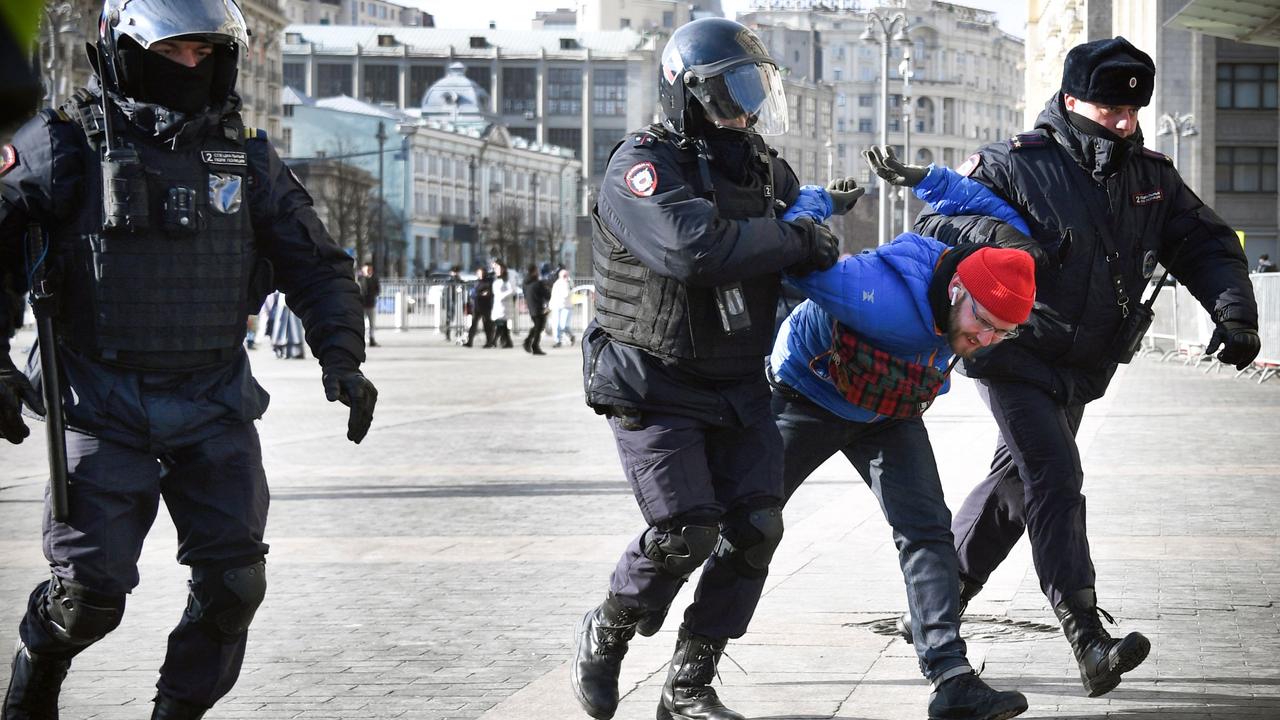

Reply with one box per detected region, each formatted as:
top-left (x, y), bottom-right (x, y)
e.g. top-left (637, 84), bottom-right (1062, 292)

top-left (740, 0), bottom-right (1024, 231)
top-left (1027, 0), bottom-right (1279, 265)
top-left (281, 25), bottom-right (659, 213)
top-left (282, 69), bottom-right (582, 276)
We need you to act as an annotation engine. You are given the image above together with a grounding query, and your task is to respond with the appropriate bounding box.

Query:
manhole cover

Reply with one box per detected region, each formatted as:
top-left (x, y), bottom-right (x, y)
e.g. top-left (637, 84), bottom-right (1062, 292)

top-left (850, 614), bottom-right (1060, 643)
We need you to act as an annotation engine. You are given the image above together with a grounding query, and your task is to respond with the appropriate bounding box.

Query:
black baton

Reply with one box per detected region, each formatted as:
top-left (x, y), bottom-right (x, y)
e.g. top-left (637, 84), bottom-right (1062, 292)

top-left (26, 223), bottom-right (69, 522)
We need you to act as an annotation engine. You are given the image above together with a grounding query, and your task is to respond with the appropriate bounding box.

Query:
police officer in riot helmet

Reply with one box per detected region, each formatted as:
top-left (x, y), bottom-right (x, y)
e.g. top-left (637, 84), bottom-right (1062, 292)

top-left (572, 17), bottom-right (862, 720)
top-left (0, 1), bottom-right (376, 718)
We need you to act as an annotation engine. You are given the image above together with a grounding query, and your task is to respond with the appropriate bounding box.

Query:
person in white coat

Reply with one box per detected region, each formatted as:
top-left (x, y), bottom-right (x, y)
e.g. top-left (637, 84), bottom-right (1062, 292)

top-left (550, 269), bottom-right (575, 347)
top-left (490, 260), bottom-right (515, 348)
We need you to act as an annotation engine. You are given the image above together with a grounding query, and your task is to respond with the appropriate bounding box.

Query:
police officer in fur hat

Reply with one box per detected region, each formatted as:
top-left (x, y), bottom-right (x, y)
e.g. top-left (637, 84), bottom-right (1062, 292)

top-left (909, 35), bottom-right (1258, 698)
top-left (0, 1), bottom-right (376, 717)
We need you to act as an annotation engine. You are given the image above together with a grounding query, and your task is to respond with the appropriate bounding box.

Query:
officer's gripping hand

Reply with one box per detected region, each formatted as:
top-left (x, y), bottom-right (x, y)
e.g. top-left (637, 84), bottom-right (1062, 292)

top-left (780, 185), bottom-right (832, 222)
top-left (1204, 320), bottom-right (1260, 370)
top-left (320, 352), bottom-right (378, 444)
top-left (826, 176), bottom-right (864, 215)
top-left (990, 222), bottom-right (1052, 270)
top-left (863, 145), bottom-right (928, 187)
top-left (786, 217), bottom-right (840, 276)
top-left (0, 352), bottom-right (45, 445)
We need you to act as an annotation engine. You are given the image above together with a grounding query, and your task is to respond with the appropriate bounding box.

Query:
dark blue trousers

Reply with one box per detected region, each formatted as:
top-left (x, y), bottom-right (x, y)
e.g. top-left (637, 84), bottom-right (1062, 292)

top-left (772, 391), bottom-right (970, 682)
top-left (17, 422), bottom-right (269, 707)
top-left (951, 378), bottom-right (1092, 608)
top-left (607, 411), bottom-right (783, 639)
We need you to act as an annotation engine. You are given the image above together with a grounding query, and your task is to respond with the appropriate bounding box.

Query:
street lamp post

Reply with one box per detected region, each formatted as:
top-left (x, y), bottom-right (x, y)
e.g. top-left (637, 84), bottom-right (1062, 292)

top-left (374, 121), bottom-right (387, 276)
top-left (396, 122), bottom-right (417, 274)
top-left (530, 172), bottom-right (539, 267)
top-left (1156, 112), bottom-right (1198, 169)
top-left (38, 3), bottom-right (84, 108)
top-left (900, 45), bottom-right (913, 235)
top-left (862, 11), bottom-right (910, 246)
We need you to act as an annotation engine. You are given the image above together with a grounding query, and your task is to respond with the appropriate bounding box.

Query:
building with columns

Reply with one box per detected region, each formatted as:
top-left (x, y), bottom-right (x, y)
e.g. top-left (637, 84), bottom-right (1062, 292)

top-left (281, 25), bottom-right (659, 212)
top-left (1027, 0), bottom-right (1279, 266)
top-left (282, 66), bottom-right (582, 276)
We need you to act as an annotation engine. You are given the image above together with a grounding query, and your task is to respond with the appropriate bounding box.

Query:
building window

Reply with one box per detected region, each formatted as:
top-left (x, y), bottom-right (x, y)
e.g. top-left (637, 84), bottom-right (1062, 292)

top-left (662, 11), bottom-right (674, 28)
top-left (833, 67), bottom-right (842, 81)
top-left (858, 118), bottom-right (872, 133)
top-left (547, 68), bottom-right (582, 116)
top-left (547, 127), bottom-right (582, 158)
top-left (1216, 146), bottom-right (1278, 192)
top-left (361, 64), bottom-right (398, 104)
top-left (315, 63), bottom-right (352, 97)
top-left (1217, 63), bottom-right (1279, 109)
top-left (592, 69), bottom-right (627, 115)
top-left (509, 126), bottom-right (537, 143)
top-left (592, 128), bottom-right (621, 175)
top-left (283, 62), bottom-right (305, 90)
top-left (465, 66), bottom-right (491, 94)
top-left (502, 67), bottom-right (538, 116)
top-left (409, 65), bottom-right (445, 105)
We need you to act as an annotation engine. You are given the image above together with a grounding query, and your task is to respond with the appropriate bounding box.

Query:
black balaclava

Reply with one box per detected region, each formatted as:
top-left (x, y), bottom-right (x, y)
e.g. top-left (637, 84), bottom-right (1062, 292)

top-left (116, 35), bottom-right (216, 115)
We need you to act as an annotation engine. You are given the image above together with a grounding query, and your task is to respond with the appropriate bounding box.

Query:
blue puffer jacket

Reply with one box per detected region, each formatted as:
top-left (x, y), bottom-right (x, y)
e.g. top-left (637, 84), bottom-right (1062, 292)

top-left (771, 165), bottom-right (1024, 422)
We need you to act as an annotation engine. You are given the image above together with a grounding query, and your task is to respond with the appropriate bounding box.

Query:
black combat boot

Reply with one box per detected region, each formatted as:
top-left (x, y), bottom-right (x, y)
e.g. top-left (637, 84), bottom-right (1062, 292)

top-left (2, 641), bottom-right (70, 720)
top-left (927, 671), bottom-right (1028, 720)
top-left (571, 595), bottom-right (644, 720)
top-left (898, 575), bottom-right (983, 645)
top-left (1053, 588), bottom-right (1150, 697)
top-left (150, 693), bottom-right (207, 720)
top-left (657, 626), bottom-right (744, 720)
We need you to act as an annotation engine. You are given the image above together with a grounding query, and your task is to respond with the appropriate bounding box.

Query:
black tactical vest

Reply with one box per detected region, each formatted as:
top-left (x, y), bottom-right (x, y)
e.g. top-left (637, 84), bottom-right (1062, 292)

top-left (593, 127), bottom-right (782, 364)
top-left (54, 93), bottom-right (257, 371)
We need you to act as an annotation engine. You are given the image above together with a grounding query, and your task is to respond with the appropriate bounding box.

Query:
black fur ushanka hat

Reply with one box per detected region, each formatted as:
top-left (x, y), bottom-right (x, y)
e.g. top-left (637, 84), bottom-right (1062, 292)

top-left (1061, 36), bottom-right (1155, 107)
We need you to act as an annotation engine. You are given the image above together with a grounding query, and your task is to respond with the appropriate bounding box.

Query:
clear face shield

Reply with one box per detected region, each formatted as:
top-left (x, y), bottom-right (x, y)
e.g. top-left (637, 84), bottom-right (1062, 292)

top-left (691, 62), bottom-right (789, 136)
top-left (105, 0), bottom-right (248, 54)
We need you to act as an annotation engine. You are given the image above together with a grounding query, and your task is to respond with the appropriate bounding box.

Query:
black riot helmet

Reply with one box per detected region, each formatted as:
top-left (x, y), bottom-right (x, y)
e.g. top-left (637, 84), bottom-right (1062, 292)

top-left (659, 18), bottom-right (789, 139)
top-left (98, 0), bottom-right (249, 112)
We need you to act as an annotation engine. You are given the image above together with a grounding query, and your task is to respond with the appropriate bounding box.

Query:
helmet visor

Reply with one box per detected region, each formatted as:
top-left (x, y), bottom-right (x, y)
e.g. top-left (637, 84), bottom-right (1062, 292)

top-left (693, 62), bottom-right (789, 135)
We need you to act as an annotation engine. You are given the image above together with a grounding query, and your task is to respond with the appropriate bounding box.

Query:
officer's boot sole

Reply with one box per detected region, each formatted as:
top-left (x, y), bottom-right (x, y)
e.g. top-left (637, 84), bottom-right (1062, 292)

top-left (1082, 632), bottom-right (1151, 697)
top-left (570, 610), bottom-right (618, 720)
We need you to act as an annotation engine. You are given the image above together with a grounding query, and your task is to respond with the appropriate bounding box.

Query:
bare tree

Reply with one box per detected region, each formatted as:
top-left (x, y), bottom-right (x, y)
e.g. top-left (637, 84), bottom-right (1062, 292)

top-left (535, 212), bottom-right (568, 268)
top-left (488, 203), bottom-right (526, 268)
top-left (310, 144), bottom-right (378, 262)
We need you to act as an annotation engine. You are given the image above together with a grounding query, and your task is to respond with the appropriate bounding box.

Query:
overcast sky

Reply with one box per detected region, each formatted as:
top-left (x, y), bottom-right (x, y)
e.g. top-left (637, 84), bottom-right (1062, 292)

top-left (416, 1), bottom-right (1028, 38)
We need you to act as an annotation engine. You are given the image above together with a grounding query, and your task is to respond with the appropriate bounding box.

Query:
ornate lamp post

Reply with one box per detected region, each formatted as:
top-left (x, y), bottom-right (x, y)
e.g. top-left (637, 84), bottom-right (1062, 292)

top-left (1156, 112), bottom-right (1198, 168)
top-left (861, 10), bottom-right (910, 245)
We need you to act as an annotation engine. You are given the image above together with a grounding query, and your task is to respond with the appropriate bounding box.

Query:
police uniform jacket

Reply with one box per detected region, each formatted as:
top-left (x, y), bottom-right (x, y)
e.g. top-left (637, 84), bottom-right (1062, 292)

top-left (0, 88), bottom-right (364, 451)
top-left (915, 96), bottom-right (1256, 405)
top-left (585, 126), bottom-right (816, 427)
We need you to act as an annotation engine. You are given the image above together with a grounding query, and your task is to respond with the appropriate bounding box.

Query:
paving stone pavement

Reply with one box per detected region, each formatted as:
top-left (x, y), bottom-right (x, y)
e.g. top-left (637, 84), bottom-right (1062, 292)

top-left (2, 328), bottom-right (1278, 719)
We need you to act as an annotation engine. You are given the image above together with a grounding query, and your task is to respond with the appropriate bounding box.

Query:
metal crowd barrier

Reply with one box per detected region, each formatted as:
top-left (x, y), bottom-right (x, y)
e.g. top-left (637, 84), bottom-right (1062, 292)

top-left (373, 277), bottom-right (597, 343)
top-left (1139, 272), bottom-right (1279, 383)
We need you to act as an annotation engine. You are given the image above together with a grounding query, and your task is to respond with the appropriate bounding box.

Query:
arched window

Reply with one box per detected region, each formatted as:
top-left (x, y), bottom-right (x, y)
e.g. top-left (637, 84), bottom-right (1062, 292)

top-left (915, 97), bottom-right (936, 134)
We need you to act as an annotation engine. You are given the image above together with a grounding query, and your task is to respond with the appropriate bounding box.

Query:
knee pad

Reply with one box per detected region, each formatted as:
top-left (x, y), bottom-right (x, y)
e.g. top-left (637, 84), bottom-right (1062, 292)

top-left (186, 559), bottom-right (267, 640)
top-left (714, 505), bottom-right (784, 578)
top-left (42, 577), bottom-right (126, 647)
top-left (642, 523), bottom-right (720, 577)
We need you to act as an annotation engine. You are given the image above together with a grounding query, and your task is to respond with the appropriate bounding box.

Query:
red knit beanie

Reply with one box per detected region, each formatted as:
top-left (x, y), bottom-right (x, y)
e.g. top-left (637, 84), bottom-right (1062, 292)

top-left (956, 247), bottom-right (1036, 325)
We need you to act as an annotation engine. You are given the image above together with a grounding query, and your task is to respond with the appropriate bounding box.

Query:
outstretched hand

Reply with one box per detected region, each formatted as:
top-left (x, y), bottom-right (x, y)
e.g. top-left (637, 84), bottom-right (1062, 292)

top-left (863, 145), bottom-right (928, 187)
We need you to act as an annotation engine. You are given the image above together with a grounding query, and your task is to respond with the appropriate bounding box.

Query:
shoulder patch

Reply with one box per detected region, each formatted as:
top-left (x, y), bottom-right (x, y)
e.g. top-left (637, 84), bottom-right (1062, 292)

top-left (631, 132), bottom-right (657, 148)
top-left (624, 161), bottom-right (658, 197)
top-left (243, 127), bottom-right (267, 141)
top-left (0, 145), bottom-right (18, 176)
top-left (956, 152), bottom-right (981, 177)
top-left (1142, 147), bottom-right (1173, 165)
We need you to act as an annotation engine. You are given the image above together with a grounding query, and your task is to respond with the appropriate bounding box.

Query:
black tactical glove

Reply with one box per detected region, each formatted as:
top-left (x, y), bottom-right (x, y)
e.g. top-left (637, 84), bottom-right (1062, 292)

top-left (320, 351), bottom-right (378, 444)
top-left (863, 145), bottom-right (928, 187)
top-left (1, 351), bottom-right (44, 444)
top-left (989, 222), bottom-right (1051, 270)
top-left (826, 176), bottom-right (865, 215)
top-left (786, 217), bottom-right (840, 276)
top-left (1204, 320), bottom-right (1260, 370)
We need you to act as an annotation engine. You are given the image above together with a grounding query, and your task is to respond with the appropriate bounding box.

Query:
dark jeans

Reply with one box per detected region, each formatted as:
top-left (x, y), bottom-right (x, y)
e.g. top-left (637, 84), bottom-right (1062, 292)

top-left (525, 311), bottom-right (547, 352)
top-left (467, 311), bottom-right (493, 346)
top-left (772, 390), bottom-right (970, 682)
top-left (608, 410), bottom-right (783, 639)
top-left (18, 423), bottom-right (269, 707)
top-left (952, 378), bottom-right (1091, 608)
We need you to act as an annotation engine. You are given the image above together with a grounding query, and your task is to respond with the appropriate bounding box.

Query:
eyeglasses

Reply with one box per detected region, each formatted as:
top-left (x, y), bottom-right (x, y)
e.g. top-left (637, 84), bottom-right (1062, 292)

top-left (967, 296), bottom-right (1021, 340)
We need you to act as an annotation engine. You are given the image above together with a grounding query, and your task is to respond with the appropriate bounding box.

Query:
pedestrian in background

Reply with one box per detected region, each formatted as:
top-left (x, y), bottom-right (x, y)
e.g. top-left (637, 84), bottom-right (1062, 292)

top-left (490, 260), bottom-right (515, 349)
top-left (913, 36), bottom-right (1259, 698)
top-left (357, 262), bottom-right (380, 347)
top-left (1256, 254), bottom-right (1277, 273)
top-left (463, 266), bottom-right (494, 347)
top-left (444, 265), bottom-right (464, 341)
top-left (522, 264), bottom-right (550, 355)
top-left (550, 269), bottom-right (576, 348)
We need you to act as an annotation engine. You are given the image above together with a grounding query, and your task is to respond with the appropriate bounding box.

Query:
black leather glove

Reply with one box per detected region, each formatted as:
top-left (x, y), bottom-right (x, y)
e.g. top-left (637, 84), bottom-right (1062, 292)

top-left (989, 222), bottom-right (1051, 270)
top-left (863, 145), bottom-right (928, 187)
top-left (786, 217), bottom-right (840, 276)
top-left (1204, 320), bottom-right (1260, 370)
top-left (826, 176), bottom-right (865, 215)
top-left (1, 352), bottom-right (44, 445)
top-left (320, 351), bottom-right (378, 444)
